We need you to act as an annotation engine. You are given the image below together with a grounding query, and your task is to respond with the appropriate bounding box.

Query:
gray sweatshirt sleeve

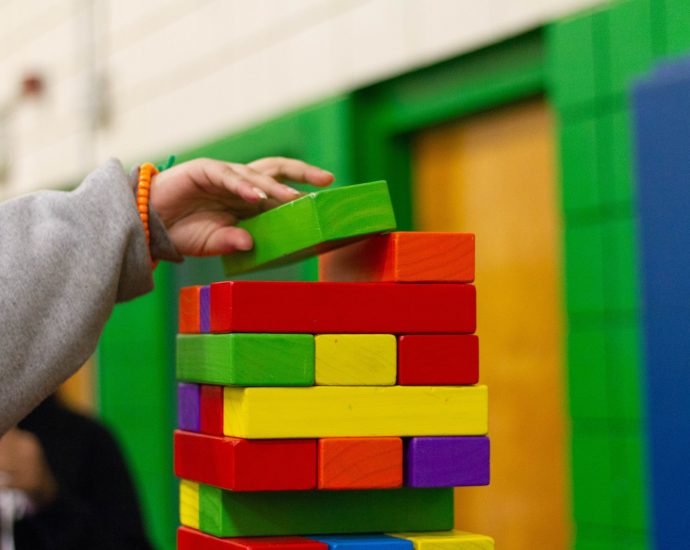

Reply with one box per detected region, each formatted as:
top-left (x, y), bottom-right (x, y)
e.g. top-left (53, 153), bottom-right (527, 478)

top-left (0, 158), bottom-right (181, 434)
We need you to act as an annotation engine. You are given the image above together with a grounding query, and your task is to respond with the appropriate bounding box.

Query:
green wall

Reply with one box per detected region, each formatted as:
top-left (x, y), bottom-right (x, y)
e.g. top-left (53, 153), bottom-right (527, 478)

top-left (96, 1), bottom-right (690, 548)
top-left (548, 0), bottom-right (690, 547)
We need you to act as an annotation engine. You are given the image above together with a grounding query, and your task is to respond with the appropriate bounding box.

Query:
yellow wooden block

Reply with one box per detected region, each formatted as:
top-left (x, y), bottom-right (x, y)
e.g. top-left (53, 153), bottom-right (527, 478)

top-left (179, 479), bottom-right (199, 529)
top-left (315, 334), bottom-right (396, 385)
top-left (390, 530), bottom-right (494, 550)
top-left (223, 386), bottom-right (488, 438)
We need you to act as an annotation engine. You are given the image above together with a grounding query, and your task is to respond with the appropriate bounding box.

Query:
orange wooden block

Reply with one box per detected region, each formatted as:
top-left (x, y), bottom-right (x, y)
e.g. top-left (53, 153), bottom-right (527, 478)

top-left (318, 437), bottom-right (402, 489)
top-left (180, 286), bottom-right (203, 333)
top-left (319, 232), bottom-right (474, 283)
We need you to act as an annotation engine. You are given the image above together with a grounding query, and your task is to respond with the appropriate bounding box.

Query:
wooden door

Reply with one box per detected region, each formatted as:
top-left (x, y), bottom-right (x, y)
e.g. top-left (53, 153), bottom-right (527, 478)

top-left (413, 98), bottom-right (571, 549)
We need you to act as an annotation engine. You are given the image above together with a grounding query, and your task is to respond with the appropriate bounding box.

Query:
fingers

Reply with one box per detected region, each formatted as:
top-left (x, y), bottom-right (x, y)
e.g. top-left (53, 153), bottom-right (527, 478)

top-left (199, 161), bottom-right (267, 203)
top-left (229, 163), bottom-right (303, 203)
top-left (248, 157), bottom-right (334, 187)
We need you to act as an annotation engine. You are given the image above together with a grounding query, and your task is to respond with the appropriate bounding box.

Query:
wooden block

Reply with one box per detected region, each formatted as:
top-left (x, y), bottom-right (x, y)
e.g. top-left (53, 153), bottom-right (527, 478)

top-left (222, 181), bottom-right (396, 275)
top-left (178, 528), bottom-right (329, 550)
top-left (223, 386), bottom-right (488, 438)
top-left (178, 382), bottom-right (200, 432)
top-left (318, 437), bottom-right (402, 489)
top-left (319, 232), bottom-right (475, 283)
top-left (177, 334), bottom-right (314, 386)
top-left (389, 530), bottom-right (494, 550)
top-left (180, 286), bottom-right (203, 333)
top-left (201, 385), bottom-right (224, 436)
top-left (315, 335), bottom-right (395, 385)
top-left (188, 483), bottom-right (453, 537)
top-left (200, 285), bottom-right (211, 333)
top-left (398, 335), bottom-right (478, 386)
top-left (210, 282), bottom-right (475, 334)
top-left (311, 535), bottom-right (412, 550)
top-left (404, 436), bottom-right (490, 488)
top-left (180, 480), bottom-right (200, 530)
top-left (174, 430), bottom-right (316, 491)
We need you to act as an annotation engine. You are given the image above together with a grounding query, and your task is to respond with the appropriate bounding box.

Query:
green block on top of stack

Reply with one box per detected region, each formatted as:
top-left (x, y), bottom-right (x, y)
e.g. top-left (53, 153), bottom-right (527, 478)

top-left (222, 181), bottom-right (396, 275)
top-left (187, 483), bottom-right (453, 537)
top-left (176, 334), bottom-right (314, 386)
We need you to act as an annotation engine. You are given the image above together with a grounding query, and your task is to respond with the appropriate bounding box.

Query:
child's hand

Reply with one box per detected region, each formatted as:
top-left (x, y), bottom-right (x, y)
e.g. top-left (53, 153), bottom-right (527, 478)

top-left (149, 157), bottom-right (334, 256)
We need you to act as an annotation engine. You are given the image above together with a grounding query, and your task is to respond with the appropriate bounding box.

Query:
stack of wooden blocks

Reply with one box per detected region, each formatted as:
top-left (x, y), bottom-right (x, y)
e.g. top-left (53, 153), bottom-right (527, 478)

top-left (174, 181), bottom-right (493, 550)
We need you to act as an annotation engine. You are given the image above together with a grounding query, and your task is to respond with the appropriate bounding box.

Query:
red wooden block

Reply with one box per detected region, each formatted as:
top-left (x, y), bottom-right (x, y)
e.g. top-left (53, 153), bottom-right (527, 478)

top-left (174, 431), bottom-right (317, 491)
top-left (179, 286), bottom-right (202, 333)
top-left (319, 232), bottom-right (475, 283)
top-left (200, 385), bottom-right (224, 436)
top-left (398, 335), bottom-right (479, 385)
top-left (318, 437), bottom-right (402, 489)
top-left (210, 282), bottom-right (475, 334)
top-left (178, 527), bottom-right (328, 550)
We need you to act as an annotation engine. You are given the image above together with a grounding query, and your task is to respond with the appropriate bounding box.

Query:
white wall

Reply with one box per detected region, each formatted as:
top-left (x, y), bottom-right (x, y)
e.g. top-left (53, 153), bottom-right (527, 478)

top-left (0, 0), bottom-right (604, 199)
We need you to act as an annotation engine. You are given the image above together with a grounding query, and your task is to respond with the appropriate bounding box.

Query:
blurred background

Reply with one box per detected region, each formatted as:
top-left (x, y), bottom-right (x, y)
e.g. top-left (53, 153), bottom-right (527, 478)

top-left (2, 1), bottom-right (689, 549)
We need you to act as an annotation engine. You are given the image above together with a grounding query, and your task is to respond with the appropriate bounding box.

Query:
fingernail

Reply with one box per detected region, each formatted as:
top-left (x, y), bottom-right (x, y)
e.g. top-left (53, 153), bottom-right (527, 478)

top-left (253, 187), bottom-right (268, 200)
top-left (284, 186), bottom-right (301, 196)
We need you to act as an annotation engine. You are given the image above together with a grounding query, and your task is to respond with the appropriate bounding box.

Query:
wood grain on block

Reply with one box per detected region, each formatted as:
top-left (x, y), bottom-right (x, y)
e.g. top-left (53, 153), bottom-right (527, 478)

top-left (178, 382), bottom-right (200, 432)
top-left (177, 334), bottom-right (314, 386)
top-left (405, 436), bottom-right (490, 487)
top-left (223, 386), bottom-right (488, 439)
top-left (200, 286), bottom-right (211, 333)
top-left (201, 385), bottom-right (224, 436)
top-left (221, 181), bottom-right (395, 276)
top-left (318, 437), bottom-right (402, 489)
top-left (210, 282), bottom-right (475, 334)
top-left (315, 335), bottom-right (395, 385)
top-left (398, 335), bottom-right (479, 386)
top-left (180, 480), bottom-right (200, 530)
top-left (311, 535), bottom-right (412, 550)
top-left (389, 530), bottom-right (494, 550)
top-left (174, 431), bottom-right (316, 491)
top-left (196, 484), bottom-right (453, 537)
top-left (319, 232), bottom-right (475, 283)
top-left (180, 286), bottom-right (202, 333)
top-left (178, 528), bottom-right (329, 550)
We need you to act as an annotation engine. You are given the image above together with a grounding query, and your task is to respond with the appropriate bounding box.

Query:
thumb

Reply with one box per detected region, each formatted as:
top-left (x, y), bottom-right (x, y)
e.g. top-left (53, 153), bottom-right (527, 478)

top-left (201, 226), bottom-right (253, 256)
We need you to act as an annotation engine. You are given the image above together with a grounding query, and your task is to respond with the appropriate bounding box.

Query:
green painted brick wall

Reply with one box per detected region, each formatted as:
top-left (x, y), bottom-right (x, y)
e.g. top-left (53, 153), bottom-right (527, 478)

top-left (549, 0), bottom-right (690, 546)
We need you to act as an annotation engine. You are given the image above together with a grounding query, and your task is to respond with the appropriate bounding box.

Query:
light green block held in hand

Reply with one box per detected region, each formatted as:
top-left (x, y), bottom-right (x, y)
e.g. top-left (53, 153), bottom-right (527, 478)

top-left (222, 181), bottom-right (396, 275)
top-left (193, 484), bottom-right (453, 537)
top-left (176, 334), bottom-right (314, 386)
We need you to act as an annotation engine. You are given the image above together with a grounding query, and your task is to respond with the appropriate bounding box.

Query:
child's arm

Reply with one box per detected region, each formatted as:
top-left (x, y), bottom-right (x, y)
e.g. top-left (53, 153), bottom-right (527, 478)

top-left (0, 157), bottom-right (332, 434)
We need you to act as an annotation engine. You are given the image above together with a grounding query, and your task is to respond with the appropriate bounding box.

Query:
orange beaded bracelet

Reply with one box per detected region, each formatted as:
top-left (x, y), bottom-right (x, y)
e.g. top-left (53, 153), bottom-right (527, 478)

top-left (136, 162), bottom-right (158, 258)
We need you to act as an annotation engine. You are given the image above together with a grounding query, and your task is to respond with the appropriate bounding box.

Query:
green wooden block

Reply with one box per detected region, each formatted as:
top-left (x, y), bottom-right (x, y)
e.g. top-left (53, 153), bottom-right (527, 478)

top-left (221, 181), bottom-right (396, 275)
top-left (564, 222), bottom-right (606, 317)
top-left (547, 13), bottom-right (598, 107)
top-left (568, 323), bottom-right (609, 420)
top-left (664, 0), bottom-right (690, 56)
top-left (197, 485), bottom-right (453, 537)
top-left (602, 216), bottom-right (641, 314)
top-left (602, 0), bottom-right (654, 96)
top-left (597, 106), bottom-right (637, 210)
top-left (176, 334), bottom-right (314, 386)
top-left (605, 320), bottom-right (643, 422)
top-left (571, 424), bottom-right (615, 526)
top-left (610, 428), bottom-right (649, 531)
top-left (559, 116), bottom-right (601, 214)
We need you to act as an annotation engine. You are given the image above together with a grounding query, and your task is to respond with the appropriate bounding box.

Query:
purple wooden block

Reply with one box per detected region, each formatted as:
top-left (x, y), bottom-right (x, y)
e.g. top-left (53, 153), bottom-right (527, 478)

top-left (200, 285), bottom-right (210, 333)
top-left (405, 436), bottom-right (490, 487)
top-left (177, 382), bottom-right (200, 431)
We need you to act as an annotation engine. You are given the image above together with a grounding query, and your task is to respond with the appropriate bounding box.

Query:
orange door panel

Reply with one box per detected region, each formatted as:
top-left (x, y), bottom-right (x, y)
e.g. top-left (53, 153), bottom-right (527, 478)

top-left (413, 98), bottom-right (571, 549)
